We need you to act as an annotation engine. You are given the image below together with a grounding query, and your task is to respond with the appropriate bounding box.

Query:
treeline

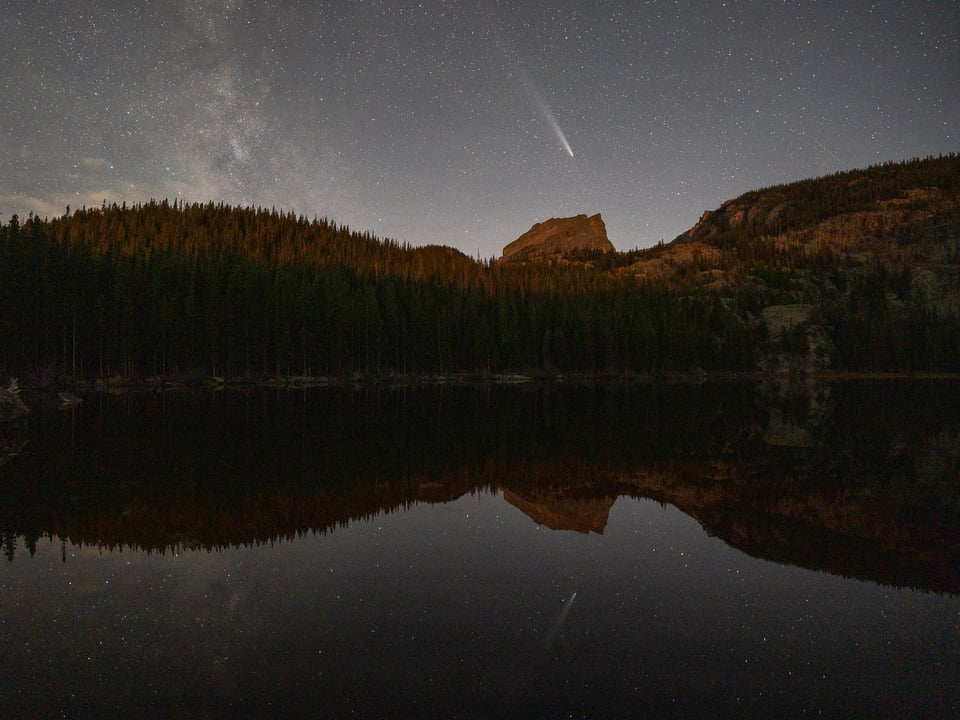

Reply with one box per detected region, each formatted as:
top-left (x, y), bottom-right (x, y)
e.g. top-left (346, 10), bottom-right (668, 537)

top-left (0, 203), bottom-right (754, 378)
top-left (820, 260), bottom-right (960, 372)
top-left (2, 153), bottom-right (958, 379)
top-left (688, 153), bottom-right (960, 243)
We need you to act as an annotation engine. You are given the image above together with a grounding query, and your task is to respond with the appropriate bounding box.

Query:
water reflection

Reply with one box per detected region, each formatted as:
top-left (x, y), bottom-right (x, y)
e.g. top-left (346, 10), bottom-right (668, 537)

top-left (1, 381), bottom-right (959, 717)
top-left (3, 492), bottom-right (958, 718)
top-left (2, 381), bottom-right (958, 593)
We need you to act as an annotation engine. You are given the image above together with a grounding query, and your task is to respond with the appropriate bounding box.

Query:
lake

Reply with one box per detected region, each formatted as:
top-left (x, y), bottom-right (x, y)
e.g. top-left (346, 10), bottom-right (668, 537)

top-left (1, 380), bottom-right (958, 718)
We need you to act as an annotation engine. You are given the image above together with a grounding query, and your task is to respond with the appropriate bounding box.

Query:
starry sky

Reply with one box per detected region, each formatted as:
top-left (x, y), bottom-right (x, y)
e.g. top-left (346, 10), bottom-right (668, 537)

top-left (2, 1), bottom-right (958, 257)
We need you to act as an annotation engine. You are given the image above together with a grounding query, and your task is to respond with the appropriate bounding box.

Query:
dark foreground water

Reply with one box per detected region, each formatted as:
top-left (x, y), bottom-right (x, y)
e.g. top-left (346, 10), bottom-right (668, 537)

top-left (1, 381), bottom-right (958, 718)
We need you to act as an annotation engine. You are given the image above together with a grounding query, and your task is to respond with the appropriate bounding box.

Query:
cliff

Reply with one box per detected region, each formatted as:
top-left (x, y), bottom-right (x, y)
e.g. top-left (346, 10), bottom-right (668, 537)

top-left (500, 213), bottom-right (614, 262)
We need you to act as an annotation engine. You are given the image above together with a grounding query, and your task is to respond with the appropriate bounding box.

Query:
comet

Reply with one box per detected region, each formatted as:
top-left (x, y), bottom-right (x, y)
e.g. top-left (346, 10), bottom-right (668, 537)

top-left (541, 103), bottom-right (575, 158)
top-left (513, 61), bottom-right (575, 158)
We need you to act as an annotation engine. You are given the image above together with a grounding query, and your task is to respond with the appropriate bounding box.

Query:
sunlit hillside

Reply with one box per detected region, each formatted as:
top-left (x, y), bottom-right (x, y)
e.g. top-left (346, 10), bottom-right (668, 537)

top-left (1, 155), bottom-right (957, 379)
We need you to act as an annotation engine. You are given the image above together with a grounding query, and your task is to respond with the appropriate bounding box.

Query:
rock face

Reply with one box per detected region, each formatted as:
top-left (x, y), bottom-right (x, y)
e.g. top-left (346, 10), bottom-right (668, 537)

top-left (676, 197), bottom-right (793, 244)
top-left (501, 213), bottom-right (614, 262)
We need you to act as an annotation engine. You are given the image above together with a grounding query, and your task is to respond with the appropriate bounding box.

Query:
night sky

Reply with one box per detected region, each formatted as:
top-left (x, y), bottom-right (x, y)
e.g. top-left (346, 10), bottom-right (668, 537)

top-left (3, 1), bottom-right (957, 257)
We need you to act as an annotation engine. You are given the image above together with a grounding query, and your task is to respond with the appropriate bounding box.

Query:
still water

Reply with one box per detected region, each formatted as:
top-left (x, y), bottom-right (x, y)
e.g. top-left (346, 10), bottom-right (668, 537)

top-left (1, 382), bottom-right (958, 718)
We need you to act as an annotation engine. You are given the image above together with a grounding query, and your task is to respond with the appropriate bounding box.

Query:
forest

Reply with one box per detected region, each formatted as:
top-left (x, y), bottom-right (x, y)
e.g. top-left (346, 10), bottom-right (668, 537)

top-left (1, 155), bottom-right (958, 380)
top-left (0, 202), bottom-right (753, 378)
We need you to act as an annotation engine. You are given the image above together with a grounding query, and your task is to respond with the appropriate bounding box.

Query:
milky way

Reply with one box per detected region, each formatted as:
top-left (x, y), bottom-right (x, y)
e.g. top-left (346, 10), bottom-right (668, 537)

top-left (2, 1), bottom-right (957, 257)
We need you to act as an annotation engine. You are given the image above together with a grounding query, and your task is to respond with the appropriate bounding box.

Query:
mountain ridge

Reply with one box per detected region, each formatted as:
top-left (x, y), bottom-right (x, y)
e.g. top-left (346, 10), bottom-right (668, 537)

top-left (1, 154), bottom-right (957, 378)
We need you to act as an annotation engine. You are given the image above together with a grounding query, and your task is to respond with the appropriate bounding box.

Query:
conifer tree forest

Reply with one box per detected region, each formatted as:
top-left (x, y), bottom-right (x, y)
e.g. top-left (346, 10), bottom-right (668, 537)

top-left (1, 155), bottom-right (958, 380)
top-left (0, 200), bottom-right (755, 379)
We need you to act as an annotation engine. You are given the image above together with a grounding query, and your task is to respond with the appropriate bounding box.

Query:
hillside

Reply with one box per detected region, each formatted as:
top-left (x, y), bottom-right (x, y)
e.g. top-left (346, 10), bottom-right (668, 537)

top-left (627, 155), bottom-right (960, 300)
top-left (648, 154), bottom-right (960, 372)
top-left (0, 155), bottom-right (957, 380)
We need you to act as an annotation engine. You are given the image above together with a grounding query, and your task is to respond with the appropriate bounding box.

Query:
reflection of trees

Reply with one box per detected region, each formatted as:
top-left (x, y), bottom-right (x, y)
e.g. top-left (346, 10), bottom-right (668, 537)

top-left (0, 435), bottom-right (28, 469)
top-left (3, 531), bottom-right (15, 561)
top-left (1, 383), bottom-right (958, 592)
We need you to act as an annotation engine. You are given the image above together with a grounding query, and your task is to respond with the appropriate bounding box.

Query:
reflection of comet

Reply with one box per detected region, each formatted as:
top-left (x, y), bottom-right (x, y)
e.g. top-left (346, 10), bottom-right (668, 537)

top-left (545, 591), bottom-right (578, 646)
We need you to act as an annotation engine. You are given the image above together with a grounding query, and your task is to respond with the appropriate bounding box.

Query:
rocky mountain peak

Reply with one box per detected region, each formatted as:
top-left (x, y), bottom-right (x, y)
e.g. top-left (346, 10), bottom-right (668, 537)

top-left (500, 213), bottom-right (614, 262)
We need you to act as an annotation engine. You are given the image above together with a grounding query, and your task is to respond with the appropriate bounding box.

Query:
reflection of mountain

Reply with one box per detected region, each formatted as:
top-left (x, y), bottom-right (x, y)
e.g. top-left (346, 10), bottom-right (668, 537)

top-left (615, 462), bottom-right (960, 594)
top-left (501, 488), bottom-right (614, 534)
top-left (1, 383), bottom-right (958, 593)
top-left (498, 452), bottom-right (960, 593)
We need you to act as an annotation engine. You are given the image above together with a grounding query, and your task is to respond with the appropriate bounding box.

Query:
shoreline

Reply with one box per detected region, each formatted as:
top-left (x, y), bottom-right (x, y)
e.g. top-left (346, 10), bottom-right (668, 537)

top-left (7, 368), bottom-right (960, 394)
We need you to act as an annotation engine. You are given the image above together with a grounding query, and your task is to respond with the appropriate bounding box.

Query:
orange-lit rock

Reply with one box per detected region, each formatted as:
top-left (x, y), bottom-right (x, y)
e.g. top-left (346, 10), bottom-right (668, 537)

top-left (500, 213), bottom-right (614, 262)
